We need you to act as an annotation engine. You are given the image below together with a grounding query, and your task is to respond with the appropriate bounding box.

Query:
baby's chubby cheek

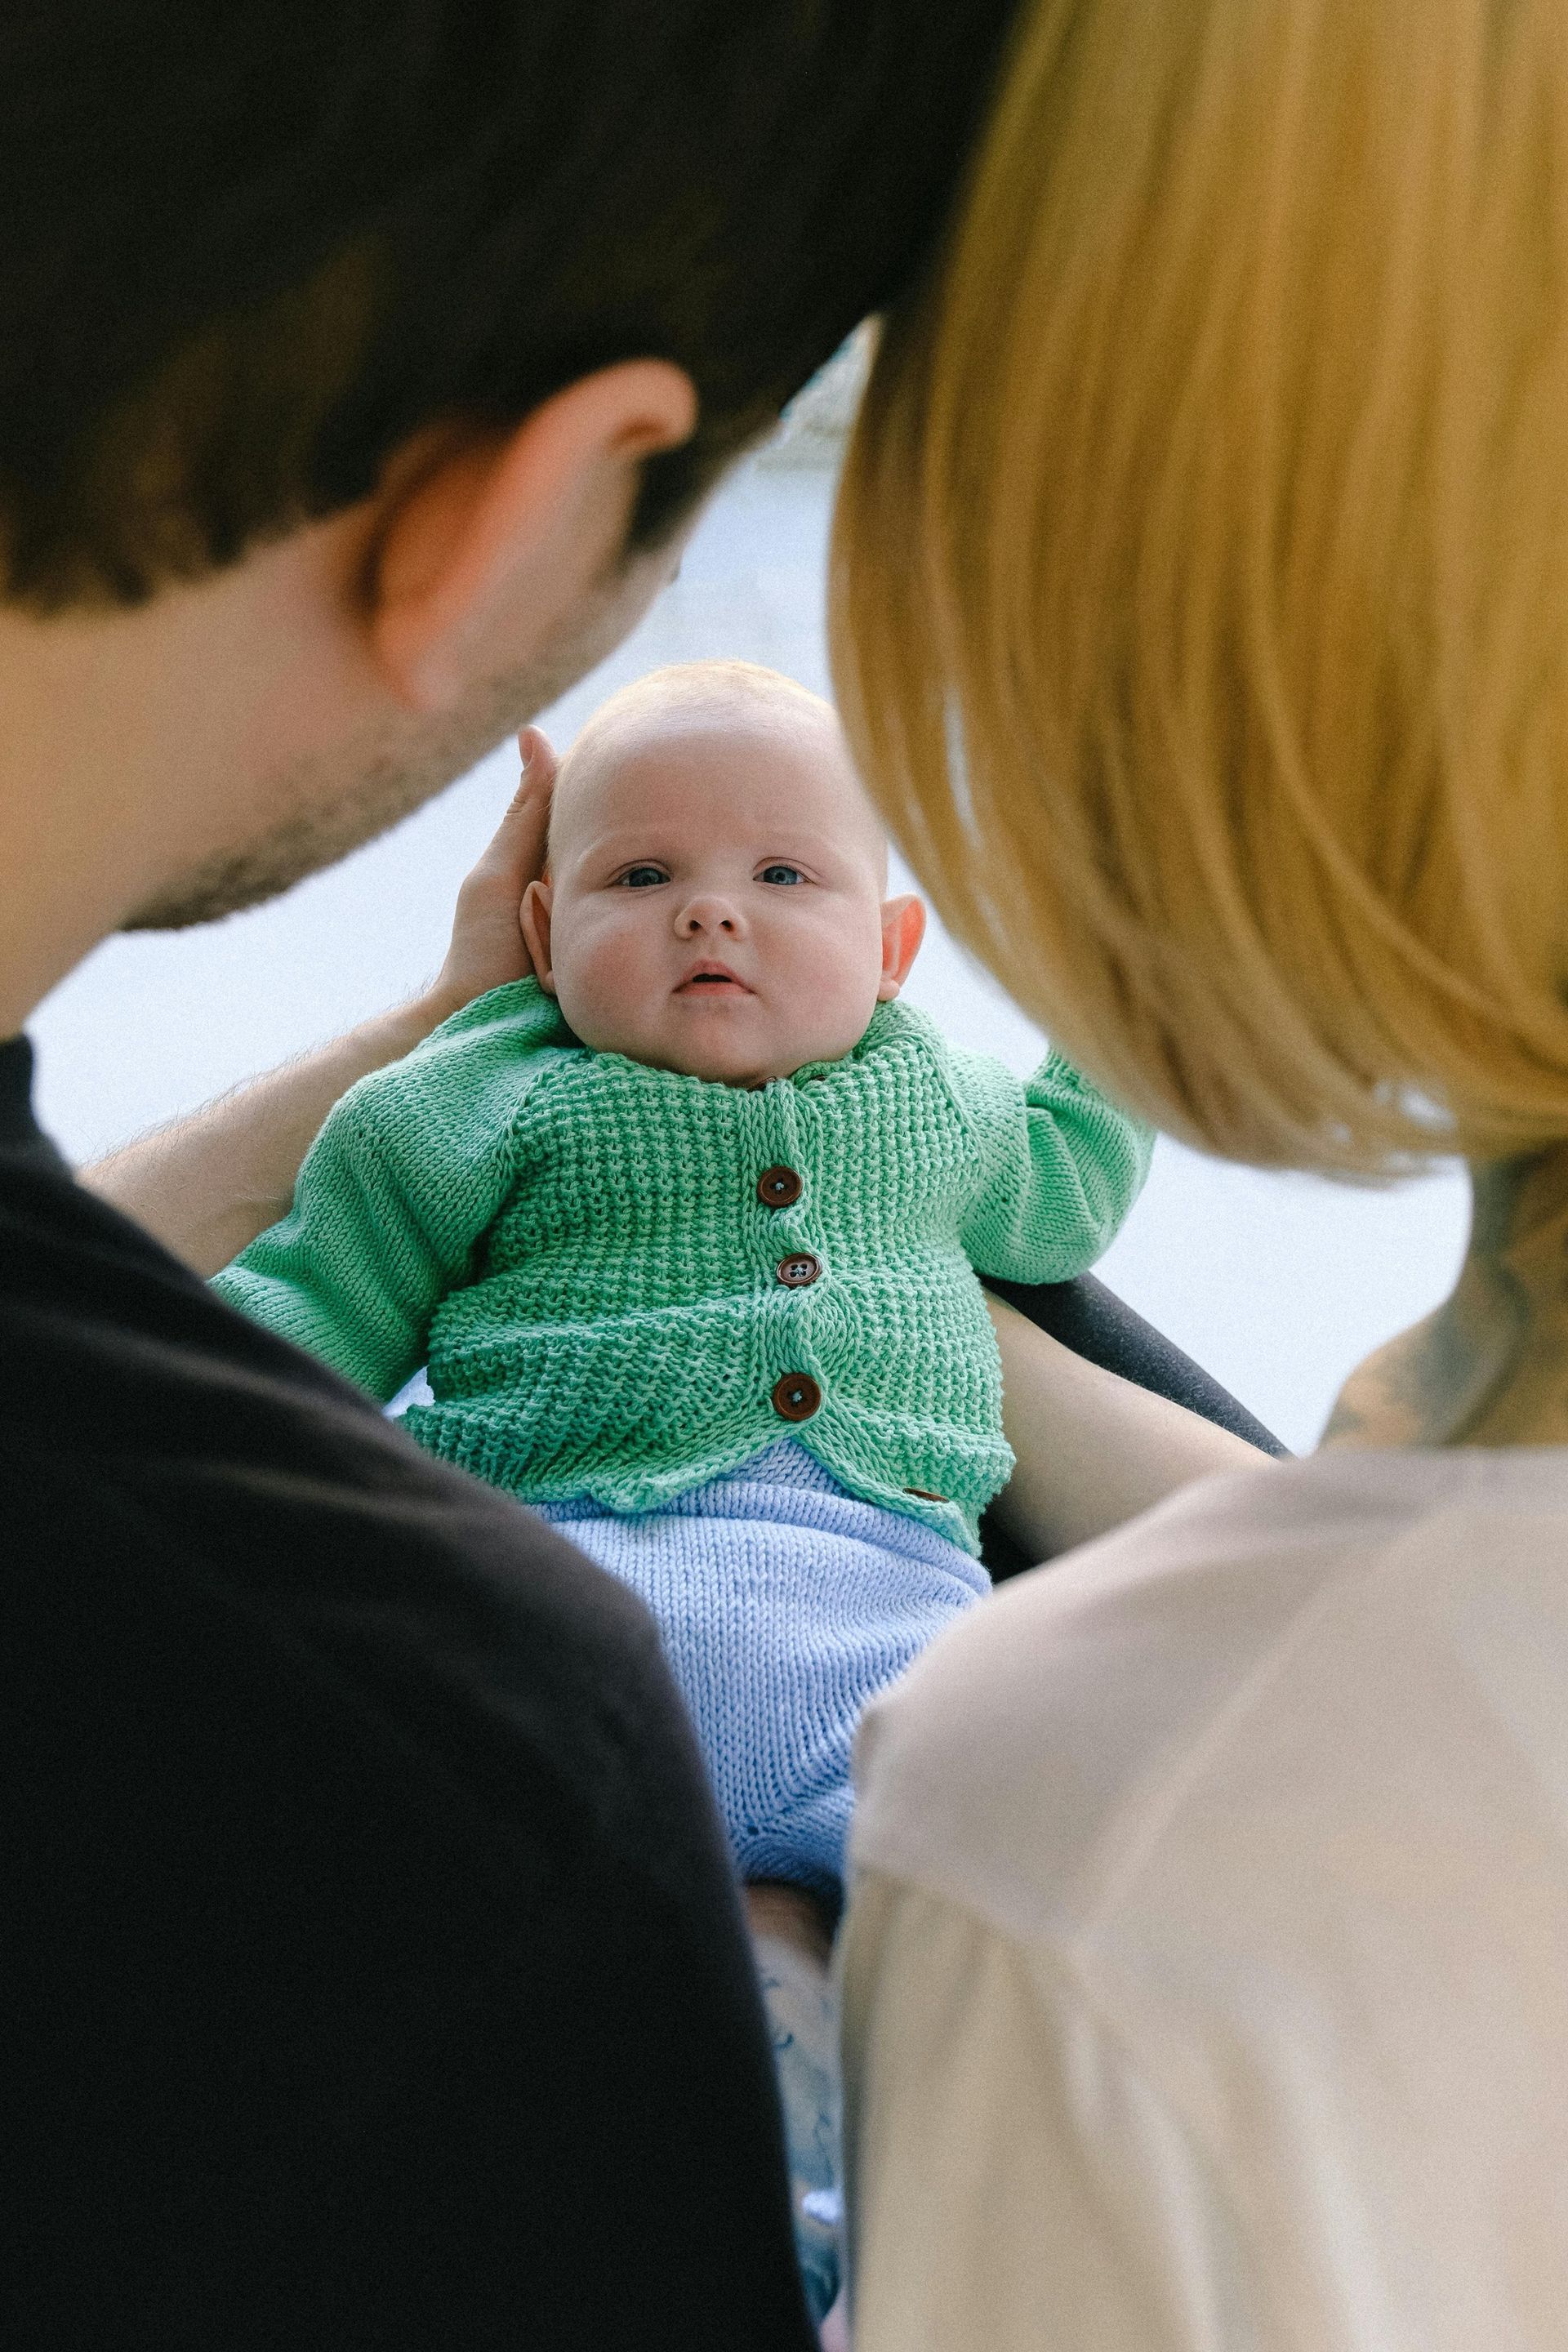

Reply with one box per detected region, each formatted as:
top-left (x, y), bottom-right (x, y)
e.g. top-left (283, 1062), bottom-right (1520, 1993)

top-left (547, 930), bottom-right (657, 1058)
top-left (542, 897), bottom-right (892, 1076)
top-left (746, 931), bottom-right (884, 1074)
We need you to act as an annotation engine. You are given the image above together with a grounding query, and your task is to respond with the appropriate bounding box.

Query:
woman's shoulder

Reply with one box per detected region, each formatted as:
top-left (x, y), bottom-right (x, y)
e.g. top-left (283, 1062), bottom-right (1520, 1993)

top-left (851, 1446), bottom-right (1568, 1944)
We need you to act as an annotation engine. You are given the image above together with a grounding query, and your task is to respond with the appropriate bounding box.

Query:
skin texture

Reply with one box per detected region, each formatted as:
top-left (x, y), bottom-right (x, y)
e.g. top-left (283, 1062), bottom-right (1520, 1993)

top-left (520, 689), bottom-right (925, 1086)
top-left (982, 1293), bottom-right (1270, 1549)
top-left (0, 362), bottom-right (697, 1041)
top-left (85, 728), bottom-right (559, 1274)
top-left (1326, 1151), bottom-right (1568, 1449)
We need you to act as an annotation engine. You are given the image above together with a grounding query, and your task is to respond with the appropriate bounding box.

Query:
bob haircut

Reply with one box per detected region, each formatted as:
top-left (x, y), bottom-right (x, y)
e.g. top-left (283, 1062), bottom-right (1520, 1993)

top-left (833, 0), bottom-right (1568, 1175)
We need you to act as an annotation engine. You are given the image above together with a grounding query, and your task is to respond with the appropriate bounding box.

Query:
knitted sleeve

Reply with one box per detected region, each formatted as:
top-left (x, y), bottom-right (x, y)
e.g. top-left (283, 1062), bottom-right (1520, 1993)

top-left (950, 1045), bottom-right (1154, 1283)
top-left (210, 979), bottom-right (568, 1400)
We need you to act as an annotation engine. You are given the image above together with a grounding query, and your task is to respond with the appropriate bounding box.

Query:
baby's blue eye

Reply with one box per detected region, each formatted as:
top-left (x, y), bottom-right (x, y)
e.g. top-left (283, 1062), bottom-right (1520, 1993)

top-left (619, 866), bottom-right (668, 888)
top-left (760, 864), bottom-right (804, 886)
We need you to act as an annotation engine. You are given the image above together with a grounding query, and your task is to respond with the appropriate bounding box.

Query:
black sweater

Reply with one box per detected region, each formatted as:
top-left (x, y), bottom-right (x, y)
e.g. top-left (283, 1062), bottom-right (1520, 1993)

top-left (0, 1036), bottom-right (814, 2351)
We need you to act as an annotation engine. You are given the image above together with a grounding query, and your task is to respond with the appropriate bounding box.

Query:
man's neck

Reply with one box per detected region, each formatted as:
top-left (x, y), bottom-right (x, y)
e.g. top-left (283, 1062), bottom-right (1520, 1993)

top-left (1326, 1145), bottom-right (1568, 1449)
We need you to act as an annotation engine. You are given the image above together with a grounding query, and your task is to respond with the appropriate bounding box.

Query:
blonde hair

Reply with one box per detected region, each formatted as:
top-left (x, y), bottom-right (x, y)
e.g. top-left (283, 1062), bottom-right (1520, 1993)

top-left (833, 0), bottom-right (1568, 1173)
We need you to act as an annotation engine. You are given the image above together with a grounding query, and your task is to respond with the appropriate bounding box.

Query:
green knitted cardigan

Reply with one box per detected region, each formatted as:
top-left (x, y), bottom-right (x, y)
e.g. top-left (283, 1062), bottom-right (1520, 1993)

top-left (213, 978), bottom-right (1152, 1552)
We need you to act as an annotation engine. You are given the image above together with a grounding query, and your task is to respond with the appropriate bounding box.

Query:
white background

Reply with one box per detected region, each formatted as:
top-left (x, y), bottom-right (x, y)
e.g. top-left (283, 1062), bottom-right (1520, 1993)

top-left (29, 456), bottom-right (1468, 1454)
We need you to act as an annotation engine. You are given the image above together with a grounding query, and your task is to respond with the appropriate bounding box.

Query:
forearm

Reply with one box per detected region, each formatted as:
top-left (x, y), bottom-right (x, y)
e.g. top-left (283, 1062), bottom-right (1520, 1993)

top-left (985, 1292), bottom-right (1272, 1561)
top-left (81, 987), bottom-right (460, 1276)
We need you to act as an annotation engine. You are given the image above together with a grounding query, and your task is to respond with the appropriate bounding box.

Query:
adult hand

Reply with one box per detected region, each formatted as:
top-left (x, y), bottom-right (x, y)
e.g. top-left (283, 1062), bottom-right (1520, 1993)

top-left (425, 727), bottom-right (556, 1020)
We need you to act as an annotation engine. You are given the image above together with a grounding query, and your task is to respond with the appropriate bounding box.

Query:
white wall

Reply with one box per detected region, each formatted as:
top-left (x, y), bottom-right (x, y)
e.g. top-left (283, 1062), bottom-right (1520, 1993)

top-left (29, 455), bottom-right (1468, 1454)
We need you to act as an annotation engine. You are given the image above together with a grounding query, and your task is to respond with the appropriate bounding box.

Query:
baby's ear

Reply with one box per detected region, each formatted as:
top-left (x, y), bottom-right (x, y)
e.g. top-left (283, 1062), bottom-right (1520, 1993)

top-left (520, 878), bottom-right (558, 994)
top-left (877, 893), bottom-right (926, 999)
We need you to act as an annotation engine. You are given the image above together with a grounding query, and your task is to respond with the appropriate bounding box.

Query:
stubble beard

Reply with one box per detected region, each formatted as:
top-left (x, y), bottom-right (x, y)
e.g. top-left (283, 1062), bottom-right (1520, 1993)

top-left (122, 668), bottom-right (537, 930)
top-left (121, 540), bottom-right (670, 933)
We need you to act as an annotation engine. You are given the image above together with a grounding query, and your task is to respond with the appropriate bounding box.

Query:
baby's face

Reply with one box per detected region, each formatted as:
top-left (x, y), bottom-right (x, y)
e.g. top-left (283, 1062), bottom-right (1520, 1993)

top-left (523, 702), bottom-right (922, 1085)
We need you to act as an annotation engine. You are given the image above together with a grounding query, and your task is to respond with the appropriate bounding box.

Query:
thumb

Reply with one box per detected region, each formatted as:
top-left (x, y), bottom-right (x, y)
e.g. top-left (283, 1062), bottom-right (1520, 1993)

top-left (463, 727), bottom-right (556, 893)
top-left (513, 725), bottom-right (559, 809)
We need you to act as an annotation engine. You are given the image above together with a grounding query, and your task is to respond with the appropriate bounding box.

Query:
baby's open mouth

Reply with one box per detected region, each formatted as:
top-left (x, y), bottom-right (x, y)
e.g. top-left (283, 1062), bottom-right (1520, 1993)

top-left (675, 964), bottom-right (753, 995)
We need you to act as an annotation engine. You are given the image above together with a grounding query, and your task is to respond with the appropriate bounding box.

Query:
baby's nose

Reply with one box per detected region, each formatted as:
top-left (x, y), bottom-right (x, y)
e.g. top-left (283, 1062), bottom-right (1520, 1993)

top-left (678, 893), bottom-right (741, 935)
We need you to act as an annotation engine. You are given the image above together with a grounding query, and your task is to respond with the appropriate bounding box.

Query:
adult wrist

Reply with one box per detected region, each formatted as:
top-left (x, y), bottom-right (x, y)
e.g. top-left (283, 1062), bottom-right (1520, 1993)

top-left (415, 956), bottom-right (534, 1038)
top-left (409, 978), bottom-right (467, 1035)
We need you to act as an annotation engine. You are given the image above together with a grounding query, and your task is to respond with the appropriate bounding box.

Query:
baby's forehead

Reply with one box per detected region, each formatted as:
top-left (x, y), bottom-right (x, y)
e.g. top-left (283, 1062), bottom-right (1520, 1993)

top-left (554, 693), bottom-right (886, 866)
top-left (572, 686), bottom-right (836, 777)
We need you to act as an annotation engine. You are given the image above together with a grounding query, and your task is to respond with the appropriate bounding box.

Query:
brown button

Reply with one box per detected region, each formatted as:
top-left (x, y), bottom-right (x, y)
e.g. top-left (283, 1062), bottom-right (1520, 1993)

top-left (757, 1164), bottom-right (804, 1208)
top-left (776, 1252), bottom-right (822, 1289)
top-left (772, 1372), bottom-right (822, 1422)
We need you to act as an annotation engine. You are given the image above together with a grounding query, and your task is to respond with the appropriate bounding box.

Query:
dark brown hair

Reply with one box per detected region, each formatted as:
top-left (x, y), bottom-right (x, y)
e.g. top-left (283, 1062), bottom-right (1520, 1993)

top-left (0, 2), bottom-right (1017, 609)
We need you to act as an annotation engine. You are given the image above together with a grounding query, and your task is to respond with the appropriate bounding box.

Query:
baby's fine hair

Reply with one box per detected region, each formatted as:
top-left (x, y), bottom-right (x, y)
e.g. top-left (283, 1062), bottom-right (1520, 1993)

top-left (564, 661), bottom-right (839, 772)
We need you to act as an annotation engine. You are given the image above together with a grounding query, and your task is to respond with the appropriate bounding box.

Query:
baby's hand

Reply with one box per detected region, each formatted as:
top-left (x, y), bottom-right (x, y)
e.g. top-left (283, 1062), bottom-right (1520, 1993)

top-left (426, 728), bottom-right (556, 1018)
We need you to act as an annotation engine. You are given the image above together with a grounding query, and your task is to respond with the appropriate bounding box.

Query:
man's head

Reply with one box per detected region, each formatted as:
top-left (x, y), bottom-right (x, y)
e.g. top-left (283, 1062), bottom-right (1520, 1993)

top-left (0, 0), bottom-right (1021, 988)
top-left (4, 4), bottom-right (1022, 614)
top-left (520, 662), bottom-right (924, 1085)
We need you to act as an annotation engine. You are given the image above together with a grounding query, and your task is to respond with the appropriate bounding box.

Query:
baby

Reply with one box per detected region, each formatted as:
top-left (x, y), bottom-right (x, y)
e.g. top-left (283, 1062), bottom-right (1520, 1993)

top-left (213, 660), bottom-right (1151, 2322)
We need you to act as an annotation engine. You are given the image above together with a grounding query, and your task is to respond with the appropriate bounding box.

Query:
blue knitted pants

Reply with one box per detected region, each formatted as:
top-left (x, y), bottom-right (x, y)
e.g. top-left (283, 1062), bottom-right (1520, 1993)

top-left (535, 1441), bottom-right (989, 1898)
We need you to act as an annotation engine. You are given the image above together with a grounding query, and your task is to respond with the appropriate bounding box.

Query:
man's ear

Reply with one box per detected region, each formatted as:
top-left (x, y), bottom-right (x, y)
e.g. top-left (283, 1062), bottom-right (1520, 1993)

top-left (520, 878), bottom-right (557, 994)
top-left (876, 893), bottom-right (926, 1000)
top-left (368, 360), bottom-right (697, 712)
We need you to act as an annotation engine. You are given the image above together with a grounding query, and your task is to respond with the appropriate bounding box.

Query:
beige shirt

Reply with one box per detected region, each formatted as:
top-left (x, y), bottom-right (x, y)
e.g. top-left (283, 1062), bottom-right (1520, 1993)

top-left (840, 1448), bottom-right (1568, 2351)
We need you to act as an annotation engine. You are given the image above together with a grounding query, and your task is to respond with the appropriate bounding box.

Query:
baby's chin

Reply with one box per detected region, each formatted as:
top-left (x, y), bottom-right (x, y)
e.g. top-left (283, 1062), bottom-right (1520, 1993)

top-left (571, 999), bottom-right (865, 1088)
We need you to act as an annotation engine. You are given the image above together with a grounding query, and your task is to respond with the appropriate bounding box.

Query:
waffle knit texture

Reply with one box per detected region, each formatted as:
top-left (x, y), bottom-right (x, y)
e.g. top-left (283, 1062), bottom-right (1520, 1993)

top-left (534, 1439), bottom-right (990, 1895)
top-left (213, 977), bottom-right (1152, 1552)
